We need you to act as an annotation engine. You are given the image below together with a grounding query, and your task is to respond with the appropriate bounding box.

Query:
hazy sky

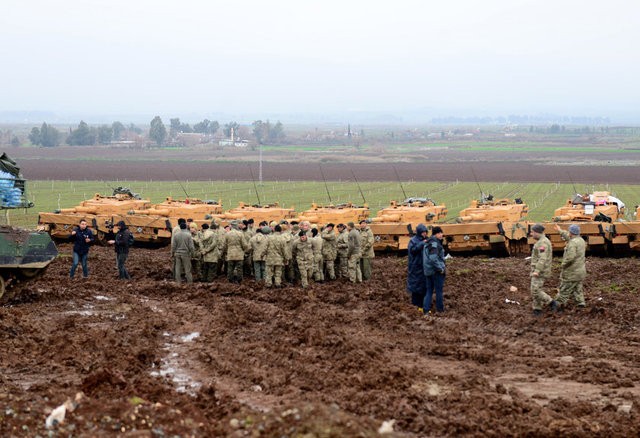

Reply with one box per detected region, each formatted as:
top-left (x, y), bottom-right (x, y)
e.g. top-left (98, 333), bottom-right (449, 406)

top-left (1, 0), bottom-right (638, 120)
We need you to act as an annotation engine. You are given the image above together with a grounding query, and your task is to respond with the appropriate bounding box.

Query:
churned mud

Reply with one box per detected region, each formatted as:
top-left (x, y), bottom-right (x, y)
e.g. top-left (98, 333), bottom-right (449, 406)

top-left (1, 244), bottom-right (639, 436)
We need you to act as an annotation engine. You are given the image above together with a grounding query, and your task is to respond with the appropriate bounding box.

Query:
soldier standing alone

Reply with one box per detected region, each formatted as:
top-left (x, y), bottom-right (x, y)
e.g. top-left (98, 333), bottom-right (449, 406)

top-left (554, 223), bottom-right (587, 309)
top-left (529, 224), bottom-right (559, 316)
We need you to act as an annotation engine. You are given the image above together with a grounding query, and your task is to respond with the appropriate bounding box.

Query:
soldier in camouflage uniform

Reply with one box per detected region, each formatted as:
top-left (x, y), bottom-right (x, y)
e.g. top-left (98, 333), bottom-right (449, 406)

top-left (284, 222), bottom-right (298, 284)
top-left (242, 219), bottom-right (255, 277)
top-left (221, 220), bottom-right (249, 283)
top-left (310, 227), bottom-right (324, 281)
top-left (293, 231), bottom-right (315, 288)
top-left (336, 223), bottom-right (349, 279)
top-left (265, 225), bottom-right (290, 288)
top-left (359, 219), bottom-right (375, 281)
top-left (529, 224), bottom-right (559, 316)
top-left (554, 224), bottom-right (587, 309)
top-left (250, 226), bottom-right (270, 282)
top-left (199, 223), bottom-right (220, 282)
top-left (347, 221), bottom-right (363, 283)
top-left (321, 223), bottom-right (338, 281)
top-left (190, 222), bottom-right (203, 281)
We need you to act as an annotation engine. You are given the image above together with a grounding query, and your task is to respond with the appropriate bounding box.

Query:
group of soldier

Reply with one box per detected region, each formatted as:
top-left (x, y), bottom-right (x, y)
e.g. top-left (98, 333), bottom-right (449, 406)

top-left (170, 217), bottom-right (376, 288)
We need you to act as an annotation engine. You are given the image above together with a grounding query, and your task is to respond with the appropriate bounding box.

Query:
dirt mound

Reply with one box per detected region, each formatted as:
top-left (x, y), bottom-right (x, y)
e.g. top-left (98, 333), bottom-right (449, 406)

top-left (1, 244), bottom-right (639, 436)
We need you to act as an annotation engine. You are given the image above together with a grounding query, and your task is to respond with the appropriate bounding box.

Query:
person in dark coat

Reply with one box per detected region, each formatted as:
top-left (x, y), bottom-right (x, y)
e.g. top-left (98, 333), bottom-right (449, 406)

top-left (109, 220), bottom-right (134, 280)
top-left (423, 226), bottom-right (446, 314)
top-left (407, 223), bottom-right (428, 308)
top-left (69, 218), bottom-right (94, 278)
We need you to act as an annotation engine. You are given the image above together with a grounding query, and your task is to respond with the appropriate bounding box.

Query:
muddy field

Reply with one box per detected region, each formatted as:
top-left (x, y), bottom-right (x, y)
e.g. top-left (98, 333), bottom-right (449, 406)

top-left (1, 244), bottom-right (639, 436)
top-left (6, 146), bottom-right (640, 183)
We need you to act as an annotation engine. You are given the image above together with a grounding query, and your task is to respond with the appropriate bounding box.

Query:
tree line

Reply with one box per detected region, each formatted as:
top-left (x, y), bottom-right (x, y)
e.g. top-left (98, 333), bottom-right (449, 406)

top-left (22, 116), bottom-right (287, 147)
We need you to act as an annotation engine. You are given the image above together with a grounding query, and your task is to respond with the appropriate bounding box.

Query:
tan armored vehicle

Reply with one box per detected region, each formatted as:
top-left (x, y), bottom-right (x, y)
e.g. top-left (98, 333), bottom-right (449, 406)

top-left (438, 196), bottom-right (529, 255)
top-left (296, 202), bottom-right (370, 228)
top-left (369, 198), bottom-right (448, 251)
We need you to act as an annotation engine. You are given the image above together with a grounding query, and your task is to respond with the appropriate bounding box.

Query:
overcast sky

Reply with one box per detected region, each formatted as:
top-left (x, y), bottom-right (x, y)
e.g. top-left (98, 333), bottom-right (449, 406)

top-left (1, 0), bottom-right (638, 121)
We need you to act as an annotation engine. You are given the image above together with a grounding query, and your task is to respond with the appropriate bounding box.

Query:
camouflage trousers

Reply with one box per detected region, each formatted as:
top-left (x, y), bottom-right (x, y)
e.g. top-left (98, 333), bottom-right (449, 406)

top-left (298, 261), bottom-right (314, 288)
top-left (337, 256), bottom-right (349, 279)
top-left (265, 264), bottom-right (283, 287)
top-left (360, 257), bottom-right (372, 281)
top-left (324, 259), bottom-right (336, 280)
top-left (227, 260), bottom-right (243, 282)
top-left (201, 261), bottom-right (217, 283)
top-left (314, 257), bottom-right (324, 281)
top-left (253, 260), bottom-right (266, 282)
top-left (555, 280), bottom-right (586, 307)
top-left (530, 276), bottom-right (553, 310)
top-left (348, 254), bottom-right (362, 283)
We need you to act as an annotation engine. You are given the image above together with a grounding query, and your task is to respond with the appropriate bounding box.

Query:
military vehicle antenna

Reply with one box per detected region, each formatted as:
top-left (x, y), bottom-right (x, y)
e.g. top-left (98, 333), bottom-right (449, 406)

top-left (470, 166), bottom-right (484, 202)
top-left (392, 165), bottom-right (408, 200)
top-left (350, 169), bottom-right (367, 205)
top-left (319, 165), bottom-right (333, 204)
top-left (567, 172), bottom-right (578, 195)
top-left (170, 169), bottom-right (191, 199)
top-left (248, 165), bottom-right (262, 206)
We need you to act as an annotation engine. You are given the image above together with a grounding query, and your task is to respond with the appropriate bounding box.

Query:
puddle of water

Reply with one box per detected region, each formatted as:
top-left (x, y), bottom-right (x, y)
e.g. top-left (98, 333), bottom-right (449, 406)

top-left (150, 332), bottom-right (202, 396)
top-left (94, 295), bottom-right (112, 301)
top-left (181, 332), bottom-right (200, 342)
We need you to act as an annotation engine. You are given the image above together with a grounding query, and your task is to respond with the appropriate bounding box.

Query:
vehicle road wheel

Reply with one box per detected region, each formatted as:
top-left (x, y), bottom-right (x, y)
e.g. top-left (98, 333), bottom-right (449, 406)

top-left (18, 268), bottom-right (41, 279)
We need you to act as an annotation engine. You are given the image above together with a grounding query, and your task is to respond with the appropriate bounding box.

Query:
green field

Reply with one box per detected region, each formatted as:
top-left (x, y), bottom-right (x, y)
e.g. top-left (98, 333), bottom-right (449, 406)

top-left (5, 180), bottom-right (639, 227)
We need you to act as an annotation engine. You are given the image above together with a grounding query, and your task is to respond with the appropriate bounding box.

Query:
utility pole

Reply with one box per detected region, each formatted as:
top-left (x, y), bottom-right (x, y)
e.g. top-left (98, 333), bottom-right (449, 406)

top-left (258, 143), bottom-right (263, 185)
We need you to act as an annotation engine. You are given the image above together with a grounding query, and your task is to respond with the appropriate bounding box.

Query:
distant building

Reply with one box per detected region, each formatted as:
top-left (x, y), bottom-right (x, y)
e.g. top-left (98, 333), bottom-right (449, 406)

top-left (218, 127), bottom-right (249, 147)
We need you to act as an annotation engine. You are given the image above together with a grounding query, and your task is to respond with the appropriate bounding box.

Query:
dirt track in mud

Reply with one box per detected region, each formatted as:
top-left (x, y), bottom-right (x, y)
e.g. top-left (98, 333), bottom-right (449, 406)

top-left (1, 244), bottom-right (640, 436)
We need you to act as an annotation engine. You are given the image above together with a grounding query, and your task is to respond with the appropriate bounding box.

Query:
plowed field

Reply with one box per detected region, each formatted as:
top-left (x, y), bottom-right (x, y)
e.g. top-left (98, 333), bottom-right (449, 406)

top-left (1, 244), bottom-right (639, 436)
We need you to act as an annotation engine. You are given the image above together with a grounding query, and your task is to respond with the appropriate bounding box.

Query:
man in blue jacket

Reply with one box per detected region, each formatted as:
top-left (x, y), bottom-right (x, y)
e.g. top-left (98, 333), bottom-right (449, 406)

top-left (407, 223), bottom-right (428, 309)
top-left (69, 218), bottom-right (95, 278)
top-left (423, 226), bottom-right (446, 314)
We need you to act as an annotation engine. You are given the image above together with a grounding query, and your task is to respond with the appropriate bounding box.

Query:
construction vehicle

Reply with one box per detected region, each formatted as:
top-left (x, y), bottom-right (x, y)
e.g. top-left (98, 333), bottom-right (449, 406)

top-left (0, 153), bottom-right (58, 303)
top-left (370, 197), bottom-right (448, 251)
top-left (212, 202), bottom-right (296, 225)
top-left (296, 202), bottom-right (370, 228)
top-left (437, 196), bottom-right (529, 255)
top-left (531, 191), bottom-right (626, 252)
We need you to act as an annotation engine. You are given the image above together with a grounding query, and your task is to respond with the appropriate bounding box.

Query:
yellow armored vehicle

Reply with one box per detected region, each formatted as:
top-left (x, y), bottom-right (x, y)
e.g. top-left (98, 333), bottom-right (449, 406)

top-left (370, 198), bottom-right (448, 251)
top-left (110, 197), bottom-right (224, 243)
top-left (38, 188), bottom-right (152, 241)
top-left (212, 202), bottom-right (296, 225)
top-left (535, 191), bottom-right (626, 252)
top-left (296, 202), bottom-right (370, 228)
top-left (438, 196), bottom-right (529, 255)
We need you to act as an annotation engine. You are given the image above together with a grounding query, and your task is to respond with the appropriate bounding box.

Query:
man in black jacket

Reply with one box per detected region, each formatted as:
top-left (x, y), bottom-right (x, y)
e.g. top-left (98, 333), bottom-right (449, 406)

top-left (109, 220), bottom-right (134, 280)
top-left (69, 218), bottom-right (94, 278)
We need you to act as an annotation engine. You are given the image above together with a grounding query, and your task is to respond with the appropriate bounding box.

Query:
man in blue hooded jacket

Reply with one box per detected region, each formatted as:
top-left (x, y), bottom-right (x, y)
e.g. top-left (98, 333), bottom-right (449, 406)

top-left (423, 226), bottom-right (446, 314)
top-left (69, 218), bottom-right (95, 278)
top-left (407, 223), bottom-right (428, 308)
